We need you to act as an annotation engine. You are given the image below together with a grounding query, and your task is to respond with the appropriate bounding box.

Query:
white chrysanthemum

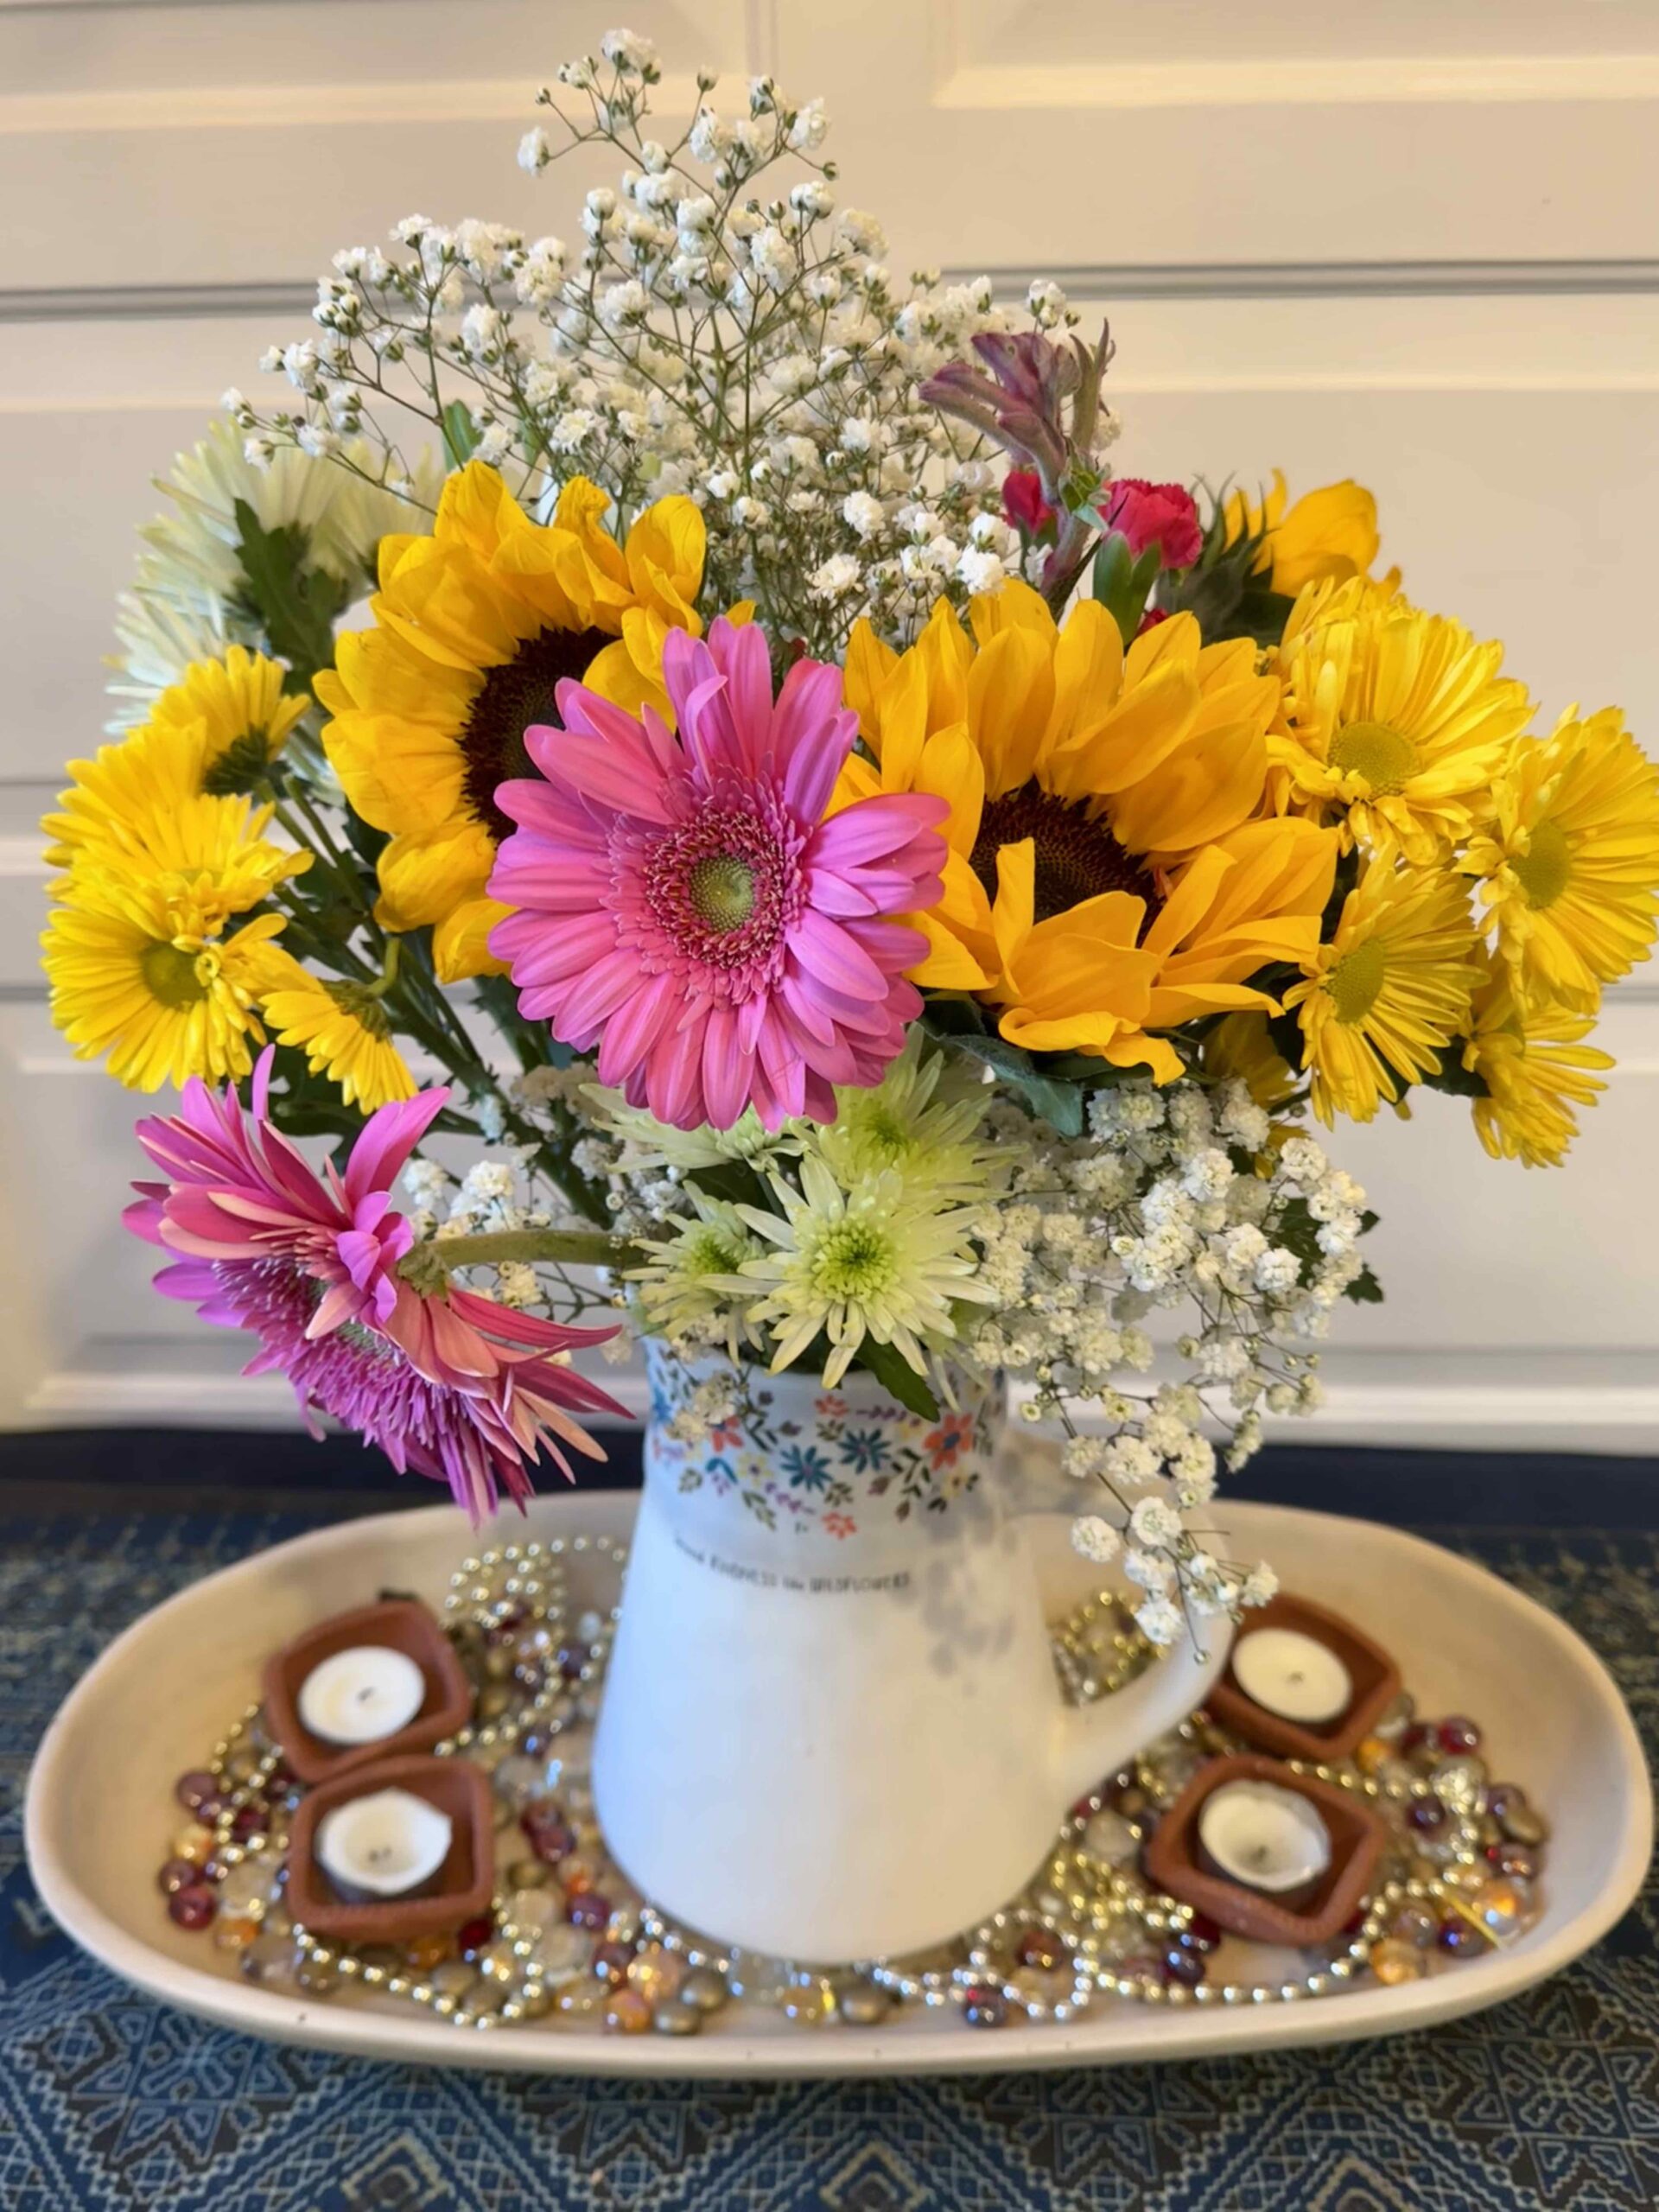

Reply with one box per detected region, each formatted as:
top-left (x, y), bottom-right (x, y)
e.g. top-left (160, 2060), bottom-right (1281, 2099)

top-left (629, 1194), bottom-right (766, 1359)
top-left (584, 1086), bottom-right (804, 1173)
top-left (734, 1157), bottom-right (996, 1384)
top-left (809, 1034), bottom-right (1004, 1202)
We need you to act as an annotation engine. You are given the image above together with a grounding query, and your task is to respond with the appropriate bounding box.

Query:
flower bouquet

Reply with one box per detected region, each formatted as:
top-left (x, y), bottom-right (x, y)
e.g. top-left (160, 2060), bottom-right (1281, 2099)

top-left (41, 28), bottom-right (1659, 1952)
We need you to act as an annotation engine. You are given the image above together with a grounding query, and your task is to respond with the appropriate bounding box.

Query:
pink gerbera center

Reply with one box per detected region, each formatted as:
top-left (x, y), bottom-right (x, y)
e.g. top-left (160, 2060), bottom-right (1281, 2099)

top-left (632, 794), bottom-right (804, 993)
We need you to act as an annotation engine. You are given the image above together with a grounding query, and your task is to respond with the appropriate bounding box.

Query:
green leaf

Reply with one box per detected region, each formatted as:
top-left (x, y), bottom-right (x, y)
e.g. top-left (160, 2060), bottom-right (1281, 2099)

top-left (1343, 1263), bottom-right (1384, 1305)
top-left (441, 401), bottom-right (481, 468)
top-left (1420, 1052), bottom-right (1489, 1099)
top-left (854, 1338), bottom-right (941, 1421)
top-left (941, 1030), bottom-right (1085, 1136)
top-left (232, 499), bottom-right (351, 691)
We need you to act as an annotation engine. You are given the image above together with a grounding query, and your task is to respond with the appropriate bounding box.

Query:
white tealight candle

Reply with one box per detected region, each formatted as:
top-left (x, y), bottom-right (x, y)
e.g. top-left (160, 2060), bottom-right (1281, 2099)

top-left (298, 1645), bottom-right (427, 1746)
top-left (1198, 1779), bottom-right (1332, 1895)
top-left (315, 1788), bottom-right (454, 1899)
top-left (1230, 1627), bottom-right (1353, 1726)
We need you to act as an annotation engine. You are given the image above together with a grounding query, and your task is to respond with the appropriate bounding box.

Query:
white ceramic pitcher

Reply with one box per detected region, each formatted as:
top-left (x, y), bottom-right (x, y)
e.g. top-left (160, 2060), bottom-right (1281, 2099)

top-left (593, 1348), bottom-right (1228, 1961)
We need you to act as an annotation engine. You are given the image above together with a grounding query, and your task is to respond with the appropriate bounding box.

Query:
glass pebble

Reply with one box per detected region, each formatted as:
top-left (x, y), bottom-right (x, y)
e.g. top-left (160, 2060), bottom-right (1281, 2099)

top-left (653, 1995), bottom-right (703, 2036)
top-left (605, 1989), bottom-right (652, 2035)
top-left (493, 1755), bottom-right (550, 1807)
top-left (506, 1887), bottom-right (564, 1936)
top-left (429, 1961), bottom-right (480, 2001)
top-left (1485, 1839), bottom-right (1542, 1881)
top-left (213, 1915), bottom-right (260, 1953)
top-left (677, 1966), bottom-right (730, 2015)
top-left (480, 1942), bottom-right (521, 1983)
top-left (240, 1933), bottom-right (300, 1991)
top-left (456, 1915), bottom-right (494, 1959)
top-left (626, 1944), bottom-right (683, 2006)
top-left (568, 1890), bottom-right (611, 1930)
top-left (530, 1924), bottom-right (592, 1986)
top-left (156, 1857), bottom-right (200, 1896)
top-left (168, 1883), bottom-right (216, 1931)
top-left (1497, 1799), bottom-right (1548, 1848)
top-left (834, 1977), bottom-right (891, 2025)
top-left (296, 1955), bottom-right (340, 1993)
top-left (1391, 1903), bottom-right (1439, 1950)
top-left (1438, 1715), bottom-right (1482, 1756)
top-left (215, 1859), bottom-right (276, 1918)
top-left (405, 1931), bottom-right (454, 1971)
top-left (171, 1824), bottom-right (216, 1866)
top-left (1436, 1912), bottom-right (1489, 1957)
top-left (727, 1949), bottom-right (795, 2005)
top-left (518, 1983), bottom-right (555, 2020)
top-left (506, 1859), bottom-right (550, 1891)
top-left (590, 1939), bottom-right (633, 1986)
top-left (963, 1984), bottom-right (1009, 2028)
top-left (1080, 1809), bottom-right (1139, 1866)
top-left (1012, 1963), bottom-right (1076, 2009)
top-left (784, 1977), bottom-right (837, 2024)
top-left (1370, 1938), bottom-right (1425, 1986)
top-left (1431, 1757), bottom-right (1488, 1816)
top-left (1160, 1945), bottom-right (1205, 1989)
top-left (1407, 1796), bottom-right (1449, 1838)
top-left (1473, 1878), bottom-right (1532, 1944)
top-left (1374, 1691), bottom-right (1414, 1738)
top-left (175, 1769), bottom-right (219, 1814)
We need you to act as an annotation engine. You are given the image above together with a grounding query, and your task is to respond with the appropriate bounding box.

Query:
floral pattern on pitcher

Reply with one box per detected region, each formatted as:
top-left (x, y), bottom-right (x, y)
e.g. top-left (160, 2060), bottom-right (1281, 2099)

top-left (646, 1356), bottom-right (1004, 1536)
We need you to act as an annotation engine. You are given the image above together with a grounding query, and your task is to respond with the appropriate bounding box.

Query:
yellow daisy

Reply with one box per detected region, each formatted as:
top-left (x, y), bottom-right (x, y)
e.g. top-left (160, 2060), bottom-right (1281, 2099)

top-left (44, 651), bottom-right (309, 866)
top-left (1460, 960), bottom-right (1612, 1168)
top-left (42, 870), bottom-right (286, 1091)
top-left (314, 460), bottom-right (709, 982)
top-left (1223, 473), bottom-right (1384, 596)
top-left (1274, 578), bottom-right (1535, 865)
top-left (1465, 707), bottom-right (1659, 1012)
top-left (254, 948), bottom-right (417, 1112)
top-left (1283, 862), bottom-right (1482, 1124)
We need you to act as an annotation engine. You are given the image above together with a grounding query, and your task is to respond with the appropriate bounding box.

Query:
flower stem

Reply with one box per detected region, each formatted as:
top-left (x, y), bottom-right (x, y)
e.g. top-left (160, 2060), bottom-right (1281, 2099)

top-left (400, 1225), bottom-right (639, 1294)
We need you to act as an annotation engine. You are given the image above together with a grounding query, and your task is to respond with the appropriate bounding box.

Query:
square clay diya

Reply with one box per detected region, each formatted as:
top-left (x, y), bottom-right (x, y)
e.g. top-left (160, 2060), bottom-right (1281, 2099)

top-left (263, 1597), bottom-right (473, 1785)
top-left (285, 1753), bottom-right (494, 1945)
top-left (1208, 1591), bottom-right (1402, 1763)
top-left (1144, 1752), bottom-right (1386, 1946)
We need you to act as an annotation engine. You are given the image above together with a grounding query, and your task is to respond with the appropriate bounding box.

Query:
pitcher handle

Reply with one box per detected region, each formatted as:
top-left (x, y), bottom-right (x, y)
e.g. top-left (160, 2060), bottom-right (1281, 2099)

top-left (1046, 1573), bottom-right (1233, 1807)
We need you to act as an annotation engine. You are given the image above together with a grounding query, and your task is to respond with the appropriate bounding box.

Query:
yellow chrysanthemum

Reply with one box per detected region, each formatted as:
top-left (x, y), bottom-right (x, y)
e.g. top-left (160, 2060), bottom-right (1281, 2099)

top-left (1460, 960), bottom-right (1612, 1168)
top-left (1200, 1010), bottom-right (1300, 1109)
top-left (1465, 707), bottom-right (1659, 1012)
top-left (1223, 472), bottom-right (1384, 596)
top-left (1273, 578), bottom-right (1535, 865)
top-left (314, 460), bottom-right (710, 982)
top-left (44, 651), bottom-right (310, 873)
top-left (42, 870), bottom-right (286, 1091)
top-left (42, 782), bottom-right (310, 924)
top-left (836, 583), bottom-right (1332, 1077)
top-left (1284, 863), bottom-right (1482, 1124)
top-left (254, 948), bottom-right (417, 1113)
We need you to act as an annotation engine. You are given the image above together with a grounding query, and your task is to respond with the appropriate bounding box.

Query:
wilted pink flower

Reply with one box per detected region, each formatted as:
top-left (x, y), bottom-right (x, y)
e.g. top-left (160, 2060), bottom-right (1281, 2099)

top-left (1096, 479), bottom-right (1203, 572)
top-left (1001, 468), bottom-right (1055, 537)
top-left (127, 1054), bottom-right (626, 1517)
top-left (487, 617), bottom-right (947, 1130)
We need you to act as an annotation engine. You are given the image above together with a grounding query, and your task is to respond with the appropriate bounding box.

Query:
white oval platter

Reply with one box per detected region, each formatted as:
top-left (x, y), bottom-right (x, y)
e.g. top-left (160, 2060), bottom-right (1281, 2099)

top-left (25, 1490), bottom-right (1651, 2076)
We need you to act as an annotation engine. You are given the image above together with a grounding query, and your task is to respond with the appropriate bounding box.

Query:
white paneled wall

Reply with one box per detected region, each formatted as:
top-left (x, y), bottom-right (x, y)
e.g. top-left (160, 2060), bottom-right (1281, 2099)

top-left (3, 0), bottom-right (1657, 1445)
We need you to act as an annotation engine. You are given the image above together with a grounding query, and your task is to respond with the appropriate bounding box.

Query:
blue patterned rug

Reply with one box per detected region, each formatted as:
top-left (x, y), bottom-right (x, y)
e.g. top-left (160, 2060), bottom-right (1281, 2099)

top-left (2, 1479), bottom-right (1655, 2212)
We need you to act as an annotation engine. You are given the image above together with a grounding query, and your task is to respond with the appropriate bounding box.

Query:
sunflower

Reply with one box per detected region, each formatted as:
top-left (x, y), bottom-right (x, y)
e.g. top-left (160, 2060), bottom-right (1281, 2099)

top-left (1460, 959), bottom-right (1612, 1168)
top-left (1283, 863), bottom-right (1482, 1124)
top-left (1465, 707), bottom-right (1659, 1012)
top-left (42, 868), bottom-right (286, 1091)
top-left (254, 946), bottom-right (417, 1112)
top-left (1273, 578), bottom-right (1535, 865)
top-left (314, 460), bottom-right (709, 982)
top-left (44, 649), bottom-right (309, 871)
top-left (1222, 473), bottom-right (1383, 596)
top-left (836, 582), bottom-right (1332, 1077)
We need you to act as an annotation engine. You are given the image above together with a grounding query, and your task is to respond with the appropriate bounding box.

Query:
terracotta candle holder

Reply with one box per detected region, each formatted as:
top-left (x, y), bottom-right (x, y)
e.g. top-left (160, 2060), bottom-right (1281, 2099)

top-left (1209, 1592), bottom-right (1401, 1764)
top-left (286, 1754), bottom-right (494, 1946)
top-left (1143, 1752), bottom-right (1387, 1947)
top-left (263, 1597), bottom-right (474, 1786)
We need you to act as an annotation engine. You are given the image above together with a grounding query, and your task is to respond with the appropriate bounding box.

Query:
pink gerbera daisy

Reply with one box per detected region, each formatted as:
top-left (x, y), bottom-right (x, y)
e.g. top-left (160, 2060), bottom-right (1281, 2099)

top-left (126, 1052), bottom-right (626, 1518)
top-left (486, 617), bottom-right (948, 1129)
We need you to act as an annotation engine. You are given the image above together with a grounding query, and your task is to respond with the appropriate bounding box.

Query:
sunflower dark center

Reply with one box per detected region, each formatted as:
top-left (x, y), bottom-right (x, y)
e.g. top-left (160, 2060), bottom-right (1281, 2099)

top-left (461, 623), bottom-right (613, 843)
top-left (969, 784), bottom-right (1162, 926)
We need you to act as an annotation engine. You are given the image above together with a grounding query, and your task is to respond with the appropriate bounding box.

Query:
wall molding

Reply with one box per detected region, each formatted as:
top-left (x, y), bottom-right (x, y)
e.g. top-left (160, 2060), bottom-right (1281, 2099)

top-left (23, 1363), bottom-right (1659, 1454)
top-left (7, 261), bottom-right (1659, 327)
top-left (937, 54), bottom-right (1659, 111)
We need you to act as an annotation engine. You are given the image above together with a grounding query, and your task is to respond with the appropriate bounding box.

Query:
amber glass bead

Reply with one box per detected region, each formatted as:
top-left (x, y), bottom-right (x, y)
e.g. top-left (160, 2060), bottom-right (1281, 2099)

top-left (604, 1988), bottom-right (652, 2035)
top-left (1369, 1938), bottom-right (1425, 1986)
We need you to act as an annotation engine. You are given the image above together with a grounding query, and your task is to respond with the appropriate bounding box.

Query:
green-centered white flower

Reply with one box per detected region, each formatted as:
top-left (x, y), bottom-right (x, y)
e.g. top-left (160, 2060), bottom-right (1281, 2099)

top-left (584, 1085), bottom-right (804, 1175)
top-left (627, 1193), bottom-right (766, 1360)
top-left (810, 1033), bottom-right (1007, 1202)
top-left (734, 1155), bottom-right (997, 1385)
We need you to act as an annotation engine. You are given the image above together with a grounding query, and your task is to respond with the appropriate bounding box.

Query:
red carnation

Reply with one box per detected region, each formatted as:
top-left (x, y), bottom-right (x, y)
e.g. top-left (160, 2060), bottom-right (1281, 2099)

top-left (1097, 479), bottom-right (1202, 572)
top-left (1001, 468), bottom-right (1055, 537)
